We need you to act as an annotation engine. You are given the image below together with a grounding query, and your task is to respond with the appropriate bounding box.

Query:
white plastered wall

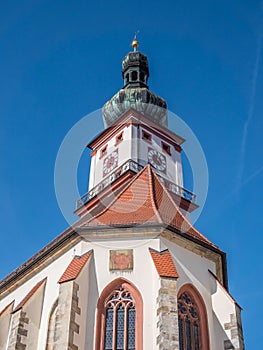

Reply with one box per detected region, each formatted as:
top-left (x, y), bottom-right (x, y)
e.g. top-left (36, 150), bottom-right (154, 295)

top-left (0, 302), bottom-right (13, 350)
top-left (89, 124), bottom-right (133, 189)
top-left (88, 118), bottom-right (184, 191)
top-left (137, 124), bottom-right (183, 187)
top-left (0, 234), bottom-right (241, 350)
top-left (160, 236), bottom-right (243, 349)
top-left (22, 283), bottom-right (46, 349)
top-left (209, 273), bottom-right (241, 349)
top-left (0, 237), bottom-right (161, 350)
top-left (79, 237), bottom-right (162, 349)
top-left (0, 242), bottom-right (84, 350)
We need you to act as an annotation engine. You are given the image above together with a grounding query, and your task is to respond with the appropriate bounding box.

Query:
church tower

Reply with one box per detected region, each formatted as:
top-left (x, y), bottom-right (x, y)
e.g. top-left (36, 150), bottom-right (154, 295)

top-left (0, 38), bottom-right (244, 350)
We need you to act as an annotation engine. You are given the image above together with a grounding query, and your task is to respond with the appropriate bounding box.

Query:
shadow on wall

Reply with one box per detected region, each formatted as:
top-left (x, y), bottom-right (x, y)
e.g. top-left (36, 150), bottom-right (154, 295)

top-left (212, 310), bottom-right (234, 349)
top-left (84, 255), bottom-right (99, 349)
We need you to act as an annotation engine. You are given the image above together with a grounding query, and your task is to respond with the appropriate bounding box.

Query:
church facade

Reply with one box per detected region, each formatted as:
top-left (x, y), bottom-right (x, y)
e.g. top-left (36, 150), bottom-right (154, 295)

top-left (0, 39), bottom-right (244, 350)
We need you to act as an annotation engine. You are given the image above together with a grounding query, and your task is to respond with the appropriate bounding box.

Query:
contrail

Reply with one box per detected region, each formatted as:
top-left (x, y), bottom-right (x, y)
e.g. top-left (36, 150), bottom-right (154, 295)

top-left (236, 26), bottom-right (263, 194)
top-left (242, 164), bottom-right (263, 186)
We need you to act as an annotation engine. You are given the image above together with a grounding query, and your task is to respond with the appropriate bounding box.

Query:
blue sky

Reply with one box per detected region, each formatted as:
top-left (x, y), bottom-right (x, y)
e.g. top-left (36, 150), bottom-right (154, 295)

top-left (0, 0), bottom-right (262, 347)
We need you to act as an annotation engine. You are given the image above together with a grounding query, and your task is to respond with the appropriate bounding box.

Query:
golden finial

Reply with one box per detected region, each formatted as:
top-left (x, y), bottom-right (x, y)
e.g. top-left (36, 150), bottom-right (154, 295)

top-left (131, 31), bottom-right (140, 51)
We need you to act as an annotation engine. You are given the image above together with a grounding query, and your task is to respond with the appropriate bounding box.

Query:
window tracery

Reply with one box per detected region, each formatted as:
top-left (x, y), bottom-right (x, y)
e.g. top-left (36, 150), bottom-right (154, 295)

top-left (178, 288), bottom-right (209, 350)
top-left (96, 279), bottom-right (142, 350)
top-left (104, 289), bottom-right (135, 350)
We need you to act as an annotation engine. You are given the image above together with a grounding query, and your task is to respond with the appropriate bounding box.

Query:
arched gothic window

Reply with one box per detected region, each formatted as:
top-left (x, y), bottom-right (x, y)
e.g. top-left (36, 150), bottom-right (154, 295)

top-left (178, 285), bottom-right (210, 350)
top-left (96, 278), bottom-right (143, 350)
top-left (104, 289), bottom-right (135, 349)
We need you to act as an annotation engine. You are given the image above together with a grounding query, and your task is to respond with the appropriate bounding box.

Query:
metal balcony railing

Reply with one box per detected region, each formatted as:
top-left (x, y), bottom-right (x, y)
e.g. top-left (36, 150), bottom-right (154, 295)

top-left (76, 159), bottom-right (196, 210)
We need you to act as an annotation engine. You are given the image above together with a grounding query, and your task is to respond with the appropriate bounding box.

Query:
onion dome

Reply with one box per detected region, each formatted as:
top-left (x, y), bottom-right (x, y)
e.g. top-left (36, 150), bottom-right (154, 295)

top-left (102, 36), bottom-right (168, 128)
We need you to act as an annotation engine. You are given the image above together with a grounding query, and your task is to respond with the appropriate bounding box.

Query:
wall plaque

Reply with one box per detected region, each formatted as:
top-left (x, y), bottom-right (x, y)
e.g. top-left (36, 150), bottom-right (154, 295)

top-left (109, 250), bottom-right (133, 271)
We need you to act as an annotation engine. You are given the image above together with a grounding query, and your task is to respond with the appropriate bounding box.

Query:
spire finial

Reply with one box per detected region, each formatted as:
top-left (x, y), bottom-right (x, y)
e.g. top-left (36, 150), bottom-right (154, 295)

top-left (131, 31), bottom-right (140, 51)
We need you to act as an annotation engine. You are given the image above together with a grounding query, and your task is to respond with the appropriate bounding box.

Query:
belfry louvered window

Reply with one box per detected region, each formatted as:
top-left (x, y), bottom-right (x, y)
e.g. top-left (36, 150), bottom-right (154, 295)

top-left (104, 288), bottom-right (136, 350)
top-left (178, 291), bottom-right (201, 350)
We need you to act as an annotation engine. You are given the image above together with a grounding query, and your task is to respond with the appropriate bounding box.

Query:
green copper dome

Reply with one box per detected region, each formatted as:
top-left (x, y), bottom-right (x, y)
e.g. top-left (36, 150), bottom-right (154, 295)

top-left (102, 46), bottom-right (168, 128)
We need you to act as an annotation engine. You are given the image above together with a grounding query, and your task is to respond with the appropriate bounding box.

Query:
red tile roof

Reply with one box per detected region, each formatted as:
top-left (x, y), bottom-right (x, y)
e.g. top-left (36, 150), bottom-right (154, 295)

top-left (80, 165), bottom-right (217, 249)
top-left (0, 300), bottom-right (14, 317)
top-left (0, 166), bottom-right (223, 294)
top-left (12, 278), bottom-right (47, 313)
top-left (149, 248), bottom-right (179, 278)
top-left (58, 250), bottom-right (93, 284)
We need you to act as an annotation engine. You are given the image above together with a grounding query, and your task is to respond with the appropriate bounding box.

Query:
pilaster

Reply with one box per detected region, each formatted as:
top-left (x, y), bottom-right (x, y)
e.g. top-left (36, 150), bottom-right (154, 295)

top-left (157, 278), bottom-right (179, 350)
top-left (224, 304), bottom-right (245, 350)
top-left (53, 281), bottom-right (81, 350)
top-left (7, 310), bottom-right (29, 350)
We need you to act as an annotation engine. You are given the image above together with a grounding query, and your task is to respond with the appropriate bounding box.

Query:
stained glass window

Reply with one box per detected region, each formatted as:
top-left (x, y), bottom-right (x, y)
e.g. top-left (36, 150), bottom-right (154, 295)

top-left (178, 292), bottom-right (202, 350)
top-left (103, 288), bottom-right (136, 350)
top-left (116, 307), bottom-right (125, 349)
top-left (179, 317), bottom-right (184, 350)
top-left (127, 307), bottom-right (136, 350)
top-left (194, 324), bottom-right (199, 350)
top-left (105, 308), bottom-right (114, 350)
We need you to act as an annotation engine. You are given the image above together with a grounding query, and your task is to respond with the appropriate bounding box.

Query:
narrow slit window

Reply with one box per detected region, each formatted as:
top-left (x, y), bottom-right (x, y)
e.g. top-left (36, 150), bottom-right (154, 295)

top-left (100, 145), bottom-right (108, 158)
top-left (115, 132), bottom-right (123, 145)
top-left (162, 142), bottom-right (171, 155)
top-left (142, 130), bottom-right (152, 142)
top-left (131, 71), bottom-right (138, 81)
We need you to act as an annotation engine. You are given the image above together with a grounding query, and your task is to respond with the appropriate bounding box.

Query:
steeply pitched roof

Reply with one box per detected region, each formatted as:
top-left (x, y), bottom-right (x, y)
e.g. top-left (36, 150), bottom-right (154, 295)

top-left (0, 165), bottom-right (222, 294)
top-left (12, 278), bottom-right (47, 313)
top-left (58, 250), bottom-right (93, 284)
top-left (80, 165), bottom-right (217, 249)
top-left (149, 248), bottom-right (179, 278)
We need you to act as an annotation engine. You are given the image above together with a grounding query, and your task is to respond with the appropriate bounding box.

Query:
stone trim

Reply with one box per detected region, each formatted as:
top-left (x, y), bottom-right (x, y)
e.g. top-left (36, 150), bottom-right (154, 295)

top-left (156, 278), bottom-right (179, 350)
top-left (224, 306), bottom-right (245, 350)
top-left (69, 282), bottom-right (81, 349)
top-left (7, 310), bottom-right (29, 350)
top-left (53, 281), bottom-right (81, 349)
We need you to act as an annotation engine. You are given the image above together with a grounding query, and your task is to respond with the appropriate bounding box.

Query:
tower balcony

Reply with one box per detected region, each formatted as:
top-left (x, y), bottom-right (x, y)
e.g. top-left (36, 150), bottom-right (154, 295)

top-left (76, 159), bottom-right (197, 213)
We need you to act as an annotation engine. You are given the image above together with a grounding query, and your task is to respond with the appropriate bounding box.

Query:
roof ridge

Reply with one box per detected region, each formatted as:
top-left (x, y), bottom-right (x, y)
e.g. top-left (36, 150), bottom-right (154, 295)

top-left (149, 247), bottom-right (169, 254)
top-left (151, 170), bottom-right (216, 246)
top-left (151, 169), bottom-right (188, 222)
top-left (74, 251), bottom-right (92, 259)
top-left (147, 166), bottom-right (163, 224)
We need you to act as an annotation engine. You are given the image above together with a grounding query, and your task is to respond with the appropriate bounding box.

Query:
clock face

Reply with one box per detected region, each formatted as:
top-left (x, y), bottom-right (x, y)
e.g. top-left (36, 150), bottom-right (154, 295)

top-left (148, 148), bottom-right (166, 173)
top-left (103, 149), bottom-right (118, 177)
